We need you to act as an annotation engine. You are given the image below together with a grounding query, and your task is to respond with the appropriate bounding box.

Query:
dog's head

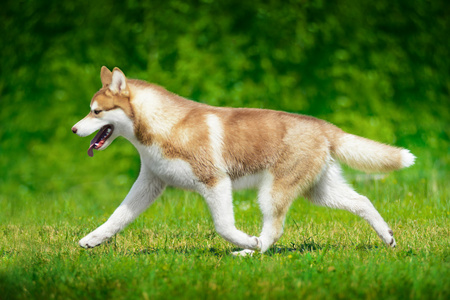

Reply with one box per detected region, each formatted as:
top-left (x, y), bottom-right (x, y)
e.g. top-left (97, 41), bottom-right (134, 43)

top-left (72, 67), bottom-right (134, 157)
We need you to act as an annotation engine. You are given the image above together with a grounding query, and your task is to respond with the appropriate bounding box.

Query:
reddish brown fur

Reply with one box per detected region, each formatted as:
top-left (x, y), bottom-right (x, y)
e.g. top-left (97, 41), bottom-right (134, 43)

top-left (162, 110), bottom-right (221, 186)
top-left (90, 89), bottom-right (134, 119)
top-left (220, 108), bottom-right (286, 180)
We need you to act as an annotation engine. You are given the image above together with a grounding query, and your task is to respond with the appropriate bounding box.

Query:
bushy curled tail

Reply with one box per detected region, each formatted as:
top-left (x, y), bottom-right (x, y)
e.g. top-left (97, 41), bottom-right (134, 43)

top-left (331, 131), bottom-right (415, 173)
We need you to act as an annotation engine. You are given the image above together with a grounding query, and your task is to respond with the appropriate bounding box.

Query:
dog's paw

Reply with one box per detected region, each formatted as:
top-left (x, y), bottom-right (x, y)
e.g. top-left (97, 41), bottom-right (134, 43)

top-left (79, 232), bottom-right (109, 248)
top-left (389, 237), bottom-right (396, 248)
top-left (379, 229), bottom-right (396, 248)
top-left (232, 249), bottom-right (255, 257)
top-left (388, 229), bottom-right (396, 248)
top-left (376, 229), bottom-right (396, 248)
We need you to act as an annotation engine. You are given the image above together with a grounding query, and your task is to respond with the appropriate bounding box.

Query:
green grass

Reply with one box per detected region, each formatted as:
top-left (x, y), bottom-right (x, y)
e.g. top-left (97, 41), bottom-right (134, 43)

top-left (1, 164), bottom-right (449, 300)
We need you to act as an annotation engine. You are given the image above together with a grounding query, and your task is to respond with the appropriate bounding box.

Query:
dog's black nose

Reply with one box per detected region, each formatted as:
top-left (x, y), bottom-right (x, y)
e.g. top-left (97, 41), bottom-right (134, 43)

top-left (71, 127), bottom-right (77, 134)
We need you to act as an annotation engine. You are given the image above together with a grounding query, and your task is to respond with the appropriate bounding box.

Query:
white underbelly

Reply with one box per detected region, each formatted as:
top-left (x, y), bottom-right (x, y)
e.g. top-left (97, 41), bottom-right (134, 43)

top-left (231, 171), bottom-right (268, 190)
top-left (138, 145), bottom-right (272, 192)
top-left (139, 146), bottom-right (200, 190)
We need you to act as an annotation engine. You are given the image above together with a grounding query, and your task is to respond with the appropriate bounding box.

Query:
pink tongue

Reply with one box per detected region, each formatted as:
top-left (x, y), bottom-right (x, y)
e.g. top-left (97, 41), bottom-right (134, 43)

top-left (87, 144), bottom-right (95, 157)
top-left (87, 128), bottom-right (105, 157)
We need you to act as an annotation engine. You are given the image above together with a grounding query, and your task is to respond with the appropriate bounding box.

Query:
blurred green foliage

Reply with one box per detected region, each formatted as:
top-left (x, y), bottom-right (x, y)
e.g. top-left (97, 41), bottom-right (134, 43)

top-left (0, 0), bottom-right (449, 202)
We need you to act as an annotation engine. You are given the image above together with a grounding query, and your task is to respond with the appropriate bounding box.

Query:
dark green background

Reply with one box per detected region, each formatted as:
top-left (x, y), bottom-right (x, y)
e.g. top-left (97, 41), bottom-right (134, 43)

top-left (0, 0), bottom-right (448, 206)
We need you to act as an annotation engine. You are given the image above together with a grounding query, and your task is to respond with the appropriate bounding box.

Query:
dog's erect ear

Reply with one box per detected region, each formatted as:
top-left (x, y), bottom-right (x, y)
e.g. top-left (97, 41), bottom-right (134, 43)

top-left (100, 66), bottom-right (113, 87)
top-left (109, 67), bottom-right (129, 97)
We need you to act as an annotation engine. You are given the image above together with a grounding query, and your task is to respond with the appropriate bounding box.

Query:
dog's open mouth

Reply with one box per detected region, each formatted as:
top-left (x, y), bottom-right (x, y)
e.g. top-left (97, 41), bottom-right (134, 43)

top-left (87, 125), bottom-right (114, 157)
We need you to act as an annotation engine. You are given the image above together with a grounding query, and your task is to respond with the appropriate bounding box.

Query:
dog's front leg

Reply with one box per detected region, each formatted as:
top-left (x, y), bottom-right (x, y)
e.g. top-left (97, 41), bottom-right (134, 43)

top-left (79, 169), bottom-right (166, 248)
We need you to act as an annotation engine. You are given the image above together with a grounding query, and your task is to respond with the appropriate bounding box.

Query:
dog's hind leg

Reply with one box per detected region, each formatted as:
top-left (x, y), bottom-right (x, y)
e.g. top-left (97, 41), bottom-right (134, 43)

top-left (79, 168), bottom-right (166, 248)
top-left (256, 175), bottom-right (296, 253)
top-left (256, 199), bottom-right (291, 253)
top-left (202, 178), bottom-right (262, 251)
top-left (233, 173), bottom-right (298, 256)
top-left (305, 162), bottom-right (396, 247)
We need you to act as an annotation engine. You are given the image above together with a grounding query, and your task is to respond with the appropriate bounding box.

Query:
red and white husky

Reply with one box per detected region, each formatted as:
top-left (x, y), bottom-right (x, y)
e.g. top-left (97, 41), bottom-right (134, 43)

top-left (72, 67), bottom-right (415, 255)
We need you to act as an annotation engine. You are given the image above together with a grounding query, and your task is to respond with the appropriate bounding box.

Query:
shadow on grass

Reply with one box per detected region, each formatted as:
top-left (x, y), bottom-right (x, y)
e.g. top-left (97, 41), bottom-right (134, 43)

top-left (117, 246), bottom-right (232, 257)
top-left (259, 242), bottom-right (380, 256)
top-left (120, 240), bottom-right (381, 258)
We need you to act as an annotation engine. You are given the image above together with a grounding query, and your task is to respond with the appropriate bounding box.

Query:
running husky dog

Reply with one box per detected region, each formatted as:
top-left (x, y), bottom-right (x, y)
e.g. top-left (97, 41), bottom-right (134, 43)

top-left (72, 67), bottom-right (415, 255)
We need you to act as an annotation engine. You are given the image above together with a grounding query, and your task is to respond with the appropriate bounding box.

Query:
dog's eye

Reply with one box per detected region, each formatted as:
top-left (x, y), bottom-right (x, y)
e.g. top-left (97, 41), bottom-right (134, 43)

top-left (93, 109), bottom-right (102, 115)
